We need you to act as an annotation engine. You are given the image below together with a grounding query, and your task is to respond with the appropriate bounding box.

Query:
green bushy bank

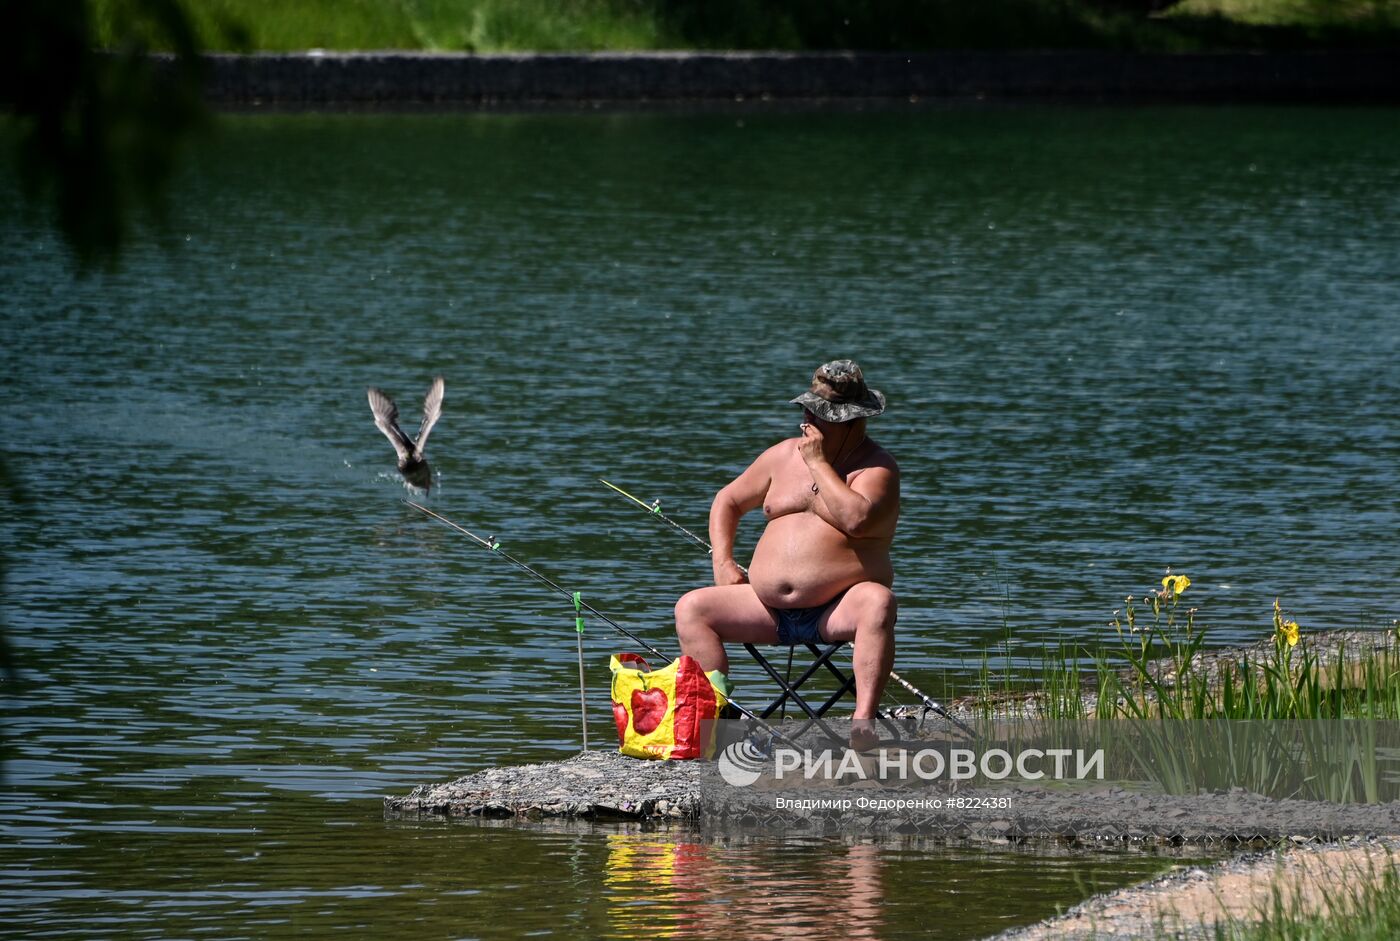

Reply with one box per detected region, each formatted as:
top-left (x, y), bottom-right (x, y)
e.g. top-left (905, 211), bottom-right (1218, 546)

top-left (90, 0), bottom-right (1400, 53)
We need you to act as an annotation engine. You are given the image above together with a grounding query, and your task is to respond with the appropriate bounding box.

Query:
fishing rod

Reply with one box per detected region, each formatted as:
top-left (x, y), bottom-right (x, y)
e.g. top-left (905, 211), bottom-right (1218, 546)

top-left (602, 477), bottom-right (753, 574)
top-left (407, 500), bottom-right (667, 660)
top-left (599, 478), bottom-right (715, 558)
top-left (403, 500), bottom-right (799, 746)
top-left (597, 479), bottom-right (975, 737)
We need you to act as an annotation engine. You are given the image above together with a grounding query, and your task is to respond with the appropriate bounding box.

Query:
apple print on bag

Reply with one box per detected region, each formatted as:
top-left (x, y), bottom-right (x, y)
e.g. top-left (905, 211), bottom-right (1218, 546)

top-left (630, 686), bottom-right (669, 735)
top-left (612, 701), bottom-right (630, 739)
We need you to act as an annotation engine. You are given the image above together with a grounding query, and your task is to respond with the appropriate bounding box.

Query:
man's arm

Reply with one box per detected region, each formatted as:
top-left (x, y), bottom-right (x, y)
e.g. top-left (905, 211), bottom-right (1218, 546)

top-left (709, 447), bottom-right (776, 585)
top-left (808, 464), bottom-right (899, 538)
top-left (802, 435), bottom-right (899, 538)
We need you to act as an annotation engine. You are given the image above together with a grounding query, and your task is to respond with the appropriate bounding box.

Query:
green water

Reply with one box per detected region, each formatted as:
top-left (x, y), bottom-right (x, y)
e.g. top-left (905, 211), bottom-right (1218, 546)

top-left (2, 105), bottom-right (1397, 937)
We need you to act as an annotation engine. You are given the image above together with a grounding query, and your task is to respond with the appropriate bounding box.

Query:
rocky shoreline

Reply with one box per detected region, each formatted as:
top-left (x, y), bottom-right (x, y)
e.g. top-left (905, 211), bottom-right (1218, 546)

top-left (186, 50), bottom-right (1400, 106)
top-left (384, 746), bottom-right (1400, 846)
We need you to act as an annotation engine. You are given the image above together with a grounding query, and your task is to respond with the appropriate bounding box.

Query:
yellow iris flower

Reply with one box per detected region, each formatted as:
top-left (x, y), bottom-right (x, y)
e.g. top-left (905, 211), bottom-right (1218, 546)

top-left (1161, 574), bottom-right (1191, 597)
top-left (1280, 620), bottom-right (1301, 648)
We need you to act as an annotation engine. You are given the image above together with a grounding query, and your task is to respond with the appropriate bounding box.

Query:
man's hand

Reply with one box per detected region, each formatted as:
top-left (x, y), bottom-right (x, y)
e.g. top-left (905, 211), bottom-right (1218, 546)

top-left (713, 557), bottom-right (749, 586)
top-left (798, 421), bottom-right (827, 468)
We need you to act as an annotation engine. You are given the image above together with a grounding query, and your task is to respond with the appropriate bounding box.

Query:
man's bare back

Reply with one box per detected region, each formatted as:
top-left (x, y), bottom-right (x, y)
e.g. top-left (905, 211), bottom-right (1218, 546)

top-left (675, 360), bottom-right (899, 750)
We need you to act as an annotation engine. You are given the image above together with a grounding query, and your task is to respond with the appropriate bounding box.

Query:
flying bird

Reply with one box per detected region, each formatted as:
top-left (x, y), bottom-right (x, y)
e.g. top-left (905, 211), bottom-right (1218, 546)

top-left (368, 375), bottom-right (444, 492)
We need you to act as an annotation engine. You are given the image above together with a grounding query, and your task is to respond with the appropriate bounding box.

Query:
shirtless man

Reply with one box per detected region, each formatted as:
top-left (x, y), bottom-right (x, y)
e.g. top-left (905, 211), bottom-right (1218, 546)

top-left (675, 360), bottom-right (899, 751)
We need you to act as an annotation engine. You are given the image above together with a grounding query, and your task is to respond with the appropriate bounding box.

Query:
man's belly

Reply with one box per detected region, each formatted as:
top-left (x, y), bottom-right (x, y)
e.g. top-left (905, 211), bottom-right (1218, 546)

top-left (748, 513), bottom-right (893, 609)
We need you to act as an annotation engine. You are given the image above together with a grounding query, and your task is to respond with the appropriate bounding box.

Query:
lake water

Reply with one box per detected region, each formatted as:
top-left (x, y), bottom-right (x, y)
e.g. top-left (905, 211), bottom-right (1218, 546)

top-left (1, 104), bottom-right (1397, 938)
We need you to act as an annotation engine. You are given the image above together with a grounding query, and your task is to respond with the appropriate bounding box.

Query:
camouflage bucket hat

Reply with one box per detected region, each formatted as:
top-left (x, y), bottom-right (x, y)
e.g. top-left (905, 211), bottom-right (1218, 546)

top-left (789, 359), bottom-right (886, 423)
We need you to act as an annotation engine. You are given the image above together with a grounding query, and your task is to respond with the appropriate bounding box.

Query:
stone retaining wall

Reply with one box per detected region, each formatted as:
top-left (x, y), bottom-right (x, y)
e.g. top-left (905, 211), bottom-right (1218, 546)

top-left (385, 749), bottom-right (1400, 845)
top-left (194, 51), bottom-right (1400, 105)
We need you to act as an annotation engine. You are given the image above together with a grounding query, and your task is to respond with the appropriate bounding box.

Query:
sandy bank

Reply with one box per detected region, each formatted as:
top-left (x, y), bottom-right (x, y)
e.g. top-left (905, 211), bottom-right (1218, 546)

top-left (993, 836), bottom-right (1400, 939)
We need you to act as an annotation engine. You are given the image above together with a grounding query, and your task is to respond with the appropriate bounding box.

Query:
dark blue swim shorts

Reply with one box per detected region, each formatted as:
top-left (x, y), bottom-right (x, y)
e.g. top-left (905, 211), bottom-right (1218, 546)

top-left (774, 599), bottom-right (836, 646)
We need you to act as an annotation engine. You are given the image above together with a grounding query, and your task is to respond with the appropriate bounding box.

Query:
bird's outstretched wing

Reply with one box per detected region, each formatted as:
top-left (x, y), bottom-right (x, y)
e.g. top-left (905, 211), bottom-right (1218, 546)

top-left (368, 387), bottom-right (414, 463)
top-left (414, 375), bottom-right (445, 458)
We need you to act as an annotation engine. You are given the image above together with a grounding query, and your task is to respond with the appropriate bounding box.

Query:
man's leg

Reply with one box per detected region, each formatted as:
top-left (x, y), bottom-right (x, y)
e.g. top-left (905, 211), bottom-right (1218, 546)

top-left (817, 582), bottom-right (897, 748)
top-left (675, 585), bottom-right (779, 675)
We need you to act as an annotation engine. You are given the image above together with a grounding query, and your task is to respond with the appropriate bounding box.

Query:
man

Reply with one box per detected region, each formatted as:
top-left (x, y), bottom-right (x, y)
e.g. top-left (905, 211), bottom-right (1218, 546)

top-left (675, 360), bottom-right (899, 751)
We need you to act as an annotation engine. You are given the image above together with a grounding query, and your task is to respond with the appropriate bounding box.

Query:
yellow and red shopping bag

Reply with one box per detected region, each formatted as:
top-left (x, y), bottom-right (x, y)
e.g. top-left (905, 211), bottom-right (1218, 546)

top-left (609, 653), bottom-right (730, 760)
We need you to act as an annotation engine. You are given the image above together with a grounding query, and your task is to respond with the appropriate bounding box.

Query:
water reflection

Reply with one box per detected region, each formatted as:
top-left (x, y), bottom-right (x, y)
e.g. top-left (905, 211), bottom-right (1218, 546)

top-left (596, 829), bottom-right (1214, 941)
top-left (604, 834), bottom-right (884, 940)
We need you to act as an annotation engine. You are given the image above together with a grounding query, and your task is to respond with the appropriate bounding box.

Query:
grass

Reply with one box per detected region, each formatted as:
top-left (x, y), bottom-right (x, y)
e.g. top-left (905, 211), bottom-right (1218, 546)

top-left (1169, 0), bottom-right (1400, 28)
top-left (961, 574), bottom-right (1400, 802)
top-left (88, 0), bottom-right (662, 53)
top-left (88, 0), bottom-right (1400, 52)
top-left (972, 579), bottom-right (1400, 724)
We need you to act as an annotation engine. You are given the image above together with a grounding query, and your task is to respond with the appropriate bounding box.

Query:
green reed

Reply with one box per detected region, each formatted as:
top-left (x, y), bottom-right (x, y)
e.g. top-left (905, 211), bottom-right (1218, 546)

top-left (973, 577), bottom-right (1400, 723)
top-left (961, 575), bottom-right (1400, 802)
